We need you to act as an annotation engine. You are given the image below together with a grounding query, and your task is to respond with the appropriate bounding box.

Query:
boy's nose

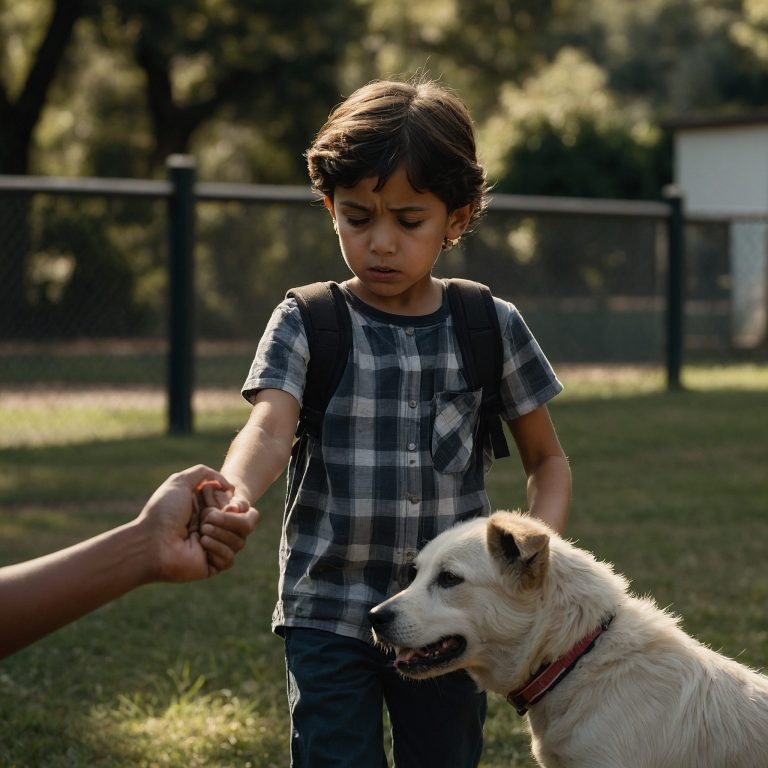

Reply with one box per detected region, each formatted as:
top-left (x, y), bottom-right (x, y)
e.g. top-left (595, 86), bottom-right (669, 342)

top-left (369, 223), bottom-right (396, 255)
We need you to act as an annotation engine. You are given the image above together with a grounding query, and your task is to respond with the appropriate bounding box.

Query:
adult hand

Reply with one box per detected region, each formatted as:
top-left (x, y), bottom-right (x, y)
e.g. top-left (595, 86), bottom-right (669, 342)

top-left (137, 465), bottom-right (260, 582)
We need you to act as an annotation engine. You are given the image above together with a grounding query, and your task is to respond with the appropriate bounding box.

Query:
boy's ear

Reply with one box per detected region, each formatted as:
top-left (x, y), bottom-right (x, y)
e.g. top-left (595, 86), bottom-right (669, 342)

top-left (446, 203), bottom-right (472, 239)
top-left (323, 195), bottom-right (335, 219)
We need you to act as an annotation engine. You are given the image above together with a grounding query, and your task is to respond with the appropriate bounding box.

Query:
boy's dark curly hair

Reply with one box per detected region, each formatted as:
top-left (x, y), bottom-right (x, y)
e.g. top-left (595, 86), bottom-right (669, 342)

top-left (306, 77), bottom-right (489, 231)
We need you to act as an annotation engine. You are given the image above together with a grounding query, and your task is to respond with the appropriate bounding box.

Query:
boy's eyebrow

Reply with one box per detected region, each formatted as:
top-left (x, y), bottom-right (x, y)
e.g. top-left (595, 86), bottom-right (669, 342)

top-left (337, 200), bottom-right (370, 211)
top-left (337, 200), bottom-right (429, 213)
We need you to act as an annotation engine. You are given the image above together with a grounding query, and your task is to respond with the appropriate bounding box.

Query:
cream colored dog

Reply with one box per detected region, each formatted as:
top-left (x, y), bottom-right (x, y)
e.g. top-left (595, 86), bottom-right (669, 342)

top-left (369, 511), bottom-right (768, 768)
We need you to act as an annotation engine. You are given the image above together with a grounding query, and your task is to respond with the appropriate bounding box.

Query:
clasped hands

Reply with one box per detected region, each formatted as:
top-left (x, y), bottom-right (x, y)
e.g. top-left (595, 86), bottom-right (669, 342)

top-left (195, 472), bottom-right (257, 577)
top-left (139, 465), bottom-right (259, 582)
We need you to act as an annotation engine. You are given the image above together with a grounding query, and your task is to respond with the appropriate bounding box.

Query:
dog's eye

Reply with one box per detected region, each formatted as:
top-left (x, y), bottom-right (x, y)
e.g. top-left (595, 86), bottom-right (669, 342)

top-left (437, 570), bottom-right (464, 588)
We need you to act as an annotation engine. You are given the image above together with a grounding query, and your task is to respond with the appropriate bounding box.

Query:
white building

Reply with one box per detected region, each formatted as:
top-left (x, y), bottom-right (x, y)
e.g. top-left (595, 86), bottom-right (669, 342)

top-left (672, 114), bottom-right (768, 348)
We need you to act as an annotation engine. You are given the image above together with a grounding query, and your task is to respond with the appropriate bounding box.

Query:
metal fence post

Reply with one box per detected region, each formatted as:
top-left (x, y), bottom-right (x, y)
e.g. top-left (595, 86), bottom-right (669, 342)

top-left (167, 155), bottom-right (196, 434)
top-left (663, 185), bottom-right (685, 391)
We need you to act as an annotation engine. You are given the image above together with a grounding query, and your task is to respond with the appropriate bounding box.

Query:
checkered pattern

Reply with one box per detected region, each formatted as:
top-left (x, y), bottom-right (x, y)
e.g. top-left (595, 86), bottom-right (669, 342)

top-left (243, 284), bottom-right (562, 642)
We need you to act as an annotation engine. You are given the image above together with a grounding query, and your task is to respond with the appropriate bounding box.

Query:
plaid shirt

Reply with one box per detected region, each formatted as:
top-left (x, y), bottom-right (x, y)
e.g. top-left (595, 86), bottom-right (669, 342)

top-left (243, 284), bottom-right (562, 642)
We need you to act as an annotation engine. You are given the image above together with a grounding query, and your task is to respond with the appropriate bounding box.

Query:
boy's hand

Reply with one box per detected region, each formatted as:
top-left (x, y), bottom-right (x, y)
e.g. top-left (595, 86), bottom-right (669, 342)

top-left (199, 479), bottom-right (233, 511)
top-left (197, 503), bottom-right (260, 575)
top-left (196, 482), bottom-right (256, 572)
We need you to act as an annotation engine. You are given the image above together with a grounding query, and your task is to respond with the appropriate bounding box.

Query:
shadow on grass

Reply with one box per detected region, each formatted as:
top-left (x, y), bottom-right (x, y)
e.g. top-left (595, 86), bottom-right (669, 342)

top-left (0, 488), bottom-right (291, 767)
top-left (3, 386), bottom-right (766, 508)
top-left (0, 429), bottom-right (240, 507)
top-left (0, 613), bottom-right (290, 767)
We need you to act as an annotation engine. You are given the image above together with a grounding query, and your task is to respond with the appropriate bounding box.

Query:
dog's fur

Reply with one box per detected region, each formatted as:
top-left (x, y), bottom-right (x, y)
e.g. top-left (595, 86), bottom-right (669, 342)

top-left (369, 512), bottom-right (768, 768)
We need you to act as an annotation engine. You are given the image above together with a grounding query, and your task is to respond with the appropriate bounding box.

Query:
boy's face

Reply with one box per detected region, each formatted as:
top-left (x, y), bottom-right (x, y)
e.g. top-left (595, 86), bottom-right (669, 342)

top-left (325, 166), bottom-right (470, 315)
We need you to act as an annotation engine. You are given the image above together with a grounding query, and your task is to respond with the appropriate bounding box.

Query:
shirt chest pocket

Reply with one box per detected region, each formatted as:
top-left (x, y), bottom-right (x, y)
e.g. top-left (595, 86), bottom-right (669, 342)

top-left (431, 389), bottom-right (482, 473)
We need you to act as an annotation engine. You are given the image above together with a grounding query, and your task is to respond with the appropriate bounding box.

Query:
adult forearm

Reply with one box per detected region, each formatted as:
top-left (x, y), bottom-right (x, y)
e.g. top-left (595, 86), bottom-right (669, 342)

top-left (0, 521), bottom-right (151, 659)
top-left (526, 455), bottom-right (571, 534)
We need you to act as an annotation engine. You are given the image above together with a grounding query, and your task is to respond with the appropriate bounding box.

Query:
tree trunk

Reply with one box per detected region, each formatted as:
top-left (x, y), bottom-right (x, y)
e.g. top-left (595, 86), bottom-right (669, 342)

top-left (0, 0), bottom-right (86, 336)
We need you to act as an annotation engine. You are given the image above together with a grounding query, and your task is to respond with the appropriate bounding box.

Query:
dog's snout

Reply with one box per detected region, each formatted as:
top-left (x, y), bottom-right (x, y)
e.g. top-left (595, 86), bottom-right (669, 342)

top-left (368, 604), bottom-right (395, 629)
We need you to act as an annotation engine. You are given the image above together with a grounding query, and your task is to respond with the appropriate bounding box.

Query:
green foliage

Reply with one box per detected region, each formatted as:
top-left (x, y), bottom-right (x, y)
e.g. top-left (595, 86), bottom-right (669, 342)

top-left (112, 0), bottom-right (366, 177)
top-left (2, 0), bottom-right (367, 181)
top-left (3, 0), bottom-right (768, 196)
top-left (26, 198), bottom-right (145, 335)
top-left (496, 116), bottom-right (671, 199)
top-left (4, 0), bottom-right (768, 340)
top-left (3, 0), bottom-right (768, 187)
top-left (479, 47), bottom-right (672, 199)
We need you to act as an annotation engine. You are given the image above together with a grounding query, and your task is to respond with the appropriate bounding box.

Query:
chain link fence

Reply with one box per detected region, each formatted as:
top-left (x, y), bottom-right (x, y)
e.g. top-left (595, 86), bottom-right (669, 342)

top-left (1, 168), bottom-right (763, 446)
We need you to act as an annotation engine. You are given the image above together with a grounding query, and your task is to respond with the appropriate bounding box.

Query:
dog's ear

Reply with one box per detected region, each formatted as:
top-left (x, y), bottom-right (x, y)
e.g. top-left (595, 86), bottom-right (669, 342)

top-left (487, 513), bottom-right (549, 589)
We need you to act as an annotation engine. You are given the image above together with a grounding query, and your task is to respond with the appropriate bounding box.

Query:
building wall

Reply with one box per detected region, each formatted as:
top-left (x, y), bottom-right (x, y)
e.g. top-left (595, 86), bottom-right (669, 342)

top-left (675, 124), bottom-right (768, 348)
top-left (675, 125), bottom-right (768, 214)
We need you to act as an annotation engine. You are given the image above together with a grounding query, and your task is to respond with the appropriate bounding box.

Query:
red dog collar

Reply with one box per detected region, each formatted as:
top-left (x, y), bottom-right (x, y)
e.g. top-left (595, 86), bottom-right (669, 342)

top-left (506, 616), bottom-right (613, 716)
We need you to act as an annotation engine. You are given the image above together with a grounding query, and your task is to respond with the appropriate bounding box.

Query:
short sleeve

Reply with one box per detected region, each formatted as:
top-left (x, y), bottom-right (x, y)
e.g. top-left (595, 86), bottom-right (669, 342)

top-left (495, 299), bottom-right (563, 419)
top-left (241, 298), bottom-right (309, 406)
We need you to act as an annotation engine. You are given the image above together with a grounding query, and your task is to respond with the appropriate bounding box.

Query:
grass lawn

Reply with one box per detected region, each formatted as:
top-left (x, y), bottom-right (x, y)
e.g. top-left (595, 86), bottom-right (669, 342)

top-left (0, 364), bottom-right (767, 767)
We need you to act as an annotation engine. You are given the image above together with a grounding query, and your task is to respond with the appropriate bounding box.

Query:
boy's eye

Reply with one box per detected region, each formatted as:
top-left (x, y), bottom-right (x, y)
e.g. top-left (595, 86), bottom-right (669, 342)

top-left (399, 219), bottom-right (422, 229)
top-left (346, 217), bottom-right (369, 228)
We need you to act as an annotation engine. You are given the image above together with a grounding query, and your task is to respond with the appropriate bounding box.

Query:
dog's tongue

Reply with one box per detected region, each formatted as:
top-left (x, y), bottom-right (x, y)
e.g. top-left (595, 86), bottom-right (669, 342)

top-left (394, 647), bottom-right (421, 667)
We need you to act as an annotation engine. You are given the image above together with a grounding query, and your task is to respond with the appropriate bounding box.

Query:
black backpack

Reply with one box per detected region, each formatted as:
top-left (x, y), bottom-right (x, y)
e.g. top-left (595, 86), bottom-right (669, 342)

top-left (285, 279), bottom-right (511, 460)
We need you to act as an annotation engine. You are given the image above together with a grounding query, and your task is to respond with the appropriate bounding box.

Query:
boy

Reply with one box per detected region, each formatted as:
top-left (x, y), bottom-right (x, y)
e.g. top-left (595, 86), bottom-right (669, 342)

top-left (216, 77), bottom-right (571, 767)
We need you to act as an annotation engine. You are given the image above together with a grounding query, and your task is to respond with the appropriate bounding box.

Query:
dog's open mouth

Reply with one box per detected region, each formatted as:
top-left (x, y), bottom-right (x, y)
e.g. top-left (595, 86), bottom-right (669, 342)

top-left (393, 635), bottom-right (467, 674)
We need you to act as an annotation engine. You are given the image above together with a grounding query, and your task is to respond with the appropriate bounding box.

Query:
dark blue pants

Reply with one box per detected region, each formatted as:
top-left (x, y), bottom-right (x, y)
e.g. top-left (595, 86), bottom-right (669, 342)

top-left (284, 627), bottom-right (486, 768)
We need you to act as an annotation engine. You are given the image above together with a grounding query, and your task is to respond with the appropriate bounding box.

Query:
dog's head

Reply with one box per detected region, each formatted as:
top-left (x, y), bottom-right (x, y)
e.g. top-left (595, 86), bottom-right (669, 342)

top-left (369, 511), bottom-right (550, 686)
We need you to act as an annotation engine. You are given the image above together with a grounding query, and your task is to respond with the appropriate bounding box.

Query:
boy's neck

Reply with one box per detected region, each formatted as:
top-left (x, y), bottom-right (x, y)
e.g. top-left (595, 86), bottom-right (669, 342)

top-left (342, 276), bottom-right (443, 316)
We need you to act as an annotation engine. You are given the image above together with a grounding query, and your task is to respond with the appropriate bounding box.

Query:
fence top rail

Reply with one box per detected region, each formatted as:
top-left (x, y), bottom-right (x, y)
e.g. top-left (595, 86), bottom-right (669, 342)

top-left (686, 210), bottom-right (768, 223)
top-left (489, 192), bottom-right (671, 219)
top-left (0, 174), bottom-right (172, 198)
top-left (195, 181), bottom-right (315, 203)
top-left (0, 173), bottom-right (672, 218)
top-left (0, 175), bottom-right (321, 204)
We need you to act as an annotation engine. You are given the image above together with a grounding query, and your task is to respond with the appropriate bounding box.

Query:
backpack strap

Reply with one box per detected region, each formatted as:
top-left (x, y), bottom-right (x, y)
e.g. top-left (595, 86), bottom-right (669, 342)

top-left (444, 278), bottom-right (511, 460)
top-left (286, 281), bottom-right (352, 440)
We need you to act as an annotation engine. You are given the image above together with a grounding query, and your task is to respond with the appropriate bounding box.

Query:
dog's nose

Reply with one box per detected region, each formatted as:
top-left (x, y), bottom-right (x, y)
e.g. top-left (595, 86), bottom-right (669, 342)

top-left (368, 605), bottom-right (395, 629)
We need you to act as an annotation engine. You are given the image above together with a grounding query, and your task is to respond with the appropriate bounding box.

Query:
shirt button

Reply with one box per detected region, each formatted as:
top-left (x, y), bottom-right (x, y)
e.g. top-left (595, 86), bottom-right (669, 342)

top-left (407, 442), bottom-right (416, 451)
top-left (405, 326), bottom-right (415, 336)
top-left (408, 495), bottom-right (420, 504)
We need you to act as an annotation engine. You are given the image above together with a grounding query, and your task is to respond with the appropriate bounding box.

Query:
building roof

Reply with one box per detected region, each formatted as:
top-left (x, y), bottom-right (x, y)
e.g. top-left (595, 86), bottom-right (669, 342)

top-left (666, 112), bottom-right (768, 131)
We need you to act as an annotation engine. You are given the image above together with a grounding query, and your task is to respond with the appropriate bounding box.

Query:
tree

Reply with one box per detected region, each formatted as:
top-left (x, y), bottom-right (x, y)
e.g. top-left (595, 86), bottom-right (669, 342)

top-left (345, 0), bottom-right (578, 120)
top-left (115, 0), bottom-right (367, 179)
top-left (0, 0), bottom-right (367, 337)
top-left (484, 49), bottom-right (670, 199)
top-left (0, 0), bottom-right (92, 336)
top-left (0, 0), bottom-right (87, 175)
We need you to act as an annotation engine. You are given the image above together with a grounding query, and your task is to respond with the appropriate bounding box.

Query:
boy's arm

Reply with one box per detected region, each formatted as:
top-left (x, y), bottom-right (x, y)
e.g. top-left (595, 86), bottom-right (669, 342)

top-left (506, 405), bottom-right (571, 534)
top-left (221, 388), bottom-right (300, 508)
